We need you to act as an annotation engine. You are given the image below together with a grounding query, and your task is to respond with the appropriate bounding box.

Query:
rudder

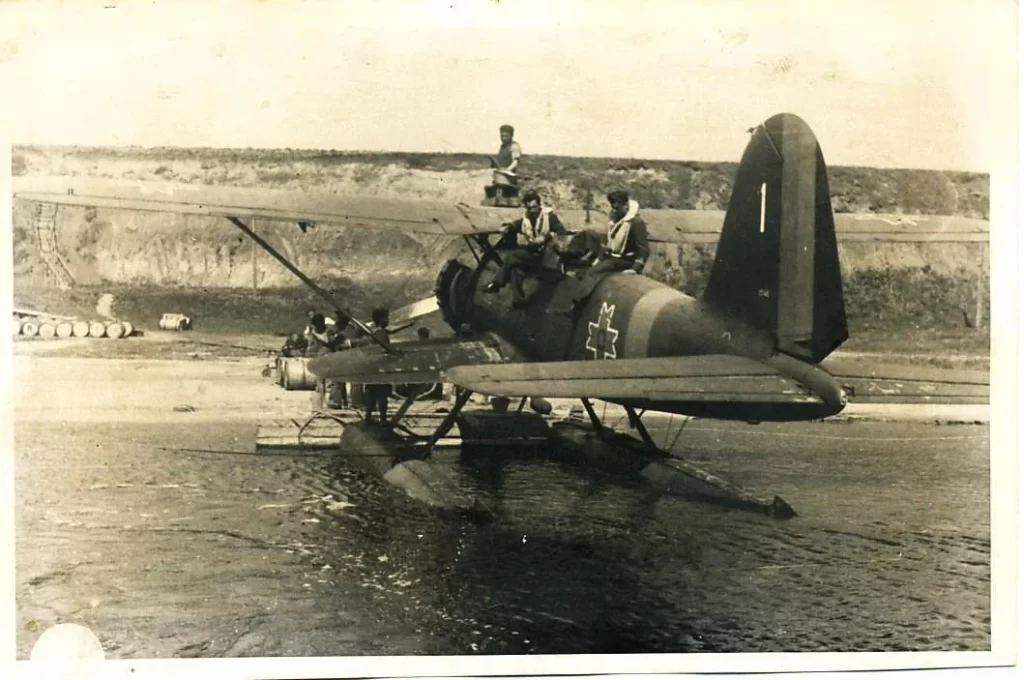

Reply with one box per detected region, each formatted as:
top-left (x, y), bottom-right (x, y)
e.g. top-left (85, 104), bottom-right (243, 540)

top-left (702, 113), bottom-right (847, 363)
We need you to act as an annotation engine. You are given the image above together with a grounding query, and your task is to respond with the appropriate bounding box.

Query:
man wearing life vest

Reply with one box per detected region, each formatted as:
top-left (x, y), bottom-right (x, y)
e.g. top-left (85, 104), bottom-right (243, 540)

top-left (569, 189), bottom-right (650, 310)
top-left (484, 189), bottom-right (568, 307)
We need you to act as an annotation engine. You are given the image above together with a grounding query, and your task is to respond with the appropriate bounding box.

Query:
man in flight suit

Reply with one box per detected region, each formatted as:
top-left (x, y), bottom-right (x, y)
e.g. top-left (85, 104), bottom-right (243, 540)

top-left (484, 189), bottom-right (568, 307)
top-left (569, 189), bottom-right (650, 311)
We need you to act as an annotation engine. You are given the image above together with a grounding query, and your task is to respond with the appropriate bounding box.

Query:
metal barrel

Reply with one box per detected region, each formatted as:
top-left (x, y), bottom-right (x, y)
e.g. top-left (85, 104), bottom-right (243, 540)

top-left (72, 321), bottom-right (90, 337)
top-left (56, 322), bottom-right (74, 338)
top-left (12, 317), bottom-right (23, 336)
top-left (159, 313), bottom-right (191, 331)
top-left (88, 321), bottom-right (107, 338)
top-left (122, 321), bottom-right (134, 337)
top-left (281, 357), bottom-right (317, 391)
top-left (38, 322), bottom-right (56, 339)
top-left (21, 321), bottom-right (39, 337)
top-left (106, 322), bottom-right (125, 339)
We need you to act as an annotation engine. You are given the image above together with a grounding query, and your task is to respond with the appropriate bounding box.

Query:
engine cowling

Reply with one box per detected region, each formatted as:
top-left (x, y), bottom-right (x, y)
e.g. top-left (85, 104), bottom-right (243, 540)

top-left (434, 258), bottom-right (476, 332)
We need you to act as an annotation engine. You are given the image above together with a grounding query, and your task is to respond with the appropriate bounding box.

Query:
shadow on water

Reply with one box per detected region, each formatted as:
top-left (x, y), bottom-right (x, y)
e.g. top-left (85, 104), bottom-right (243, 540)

top-left (309, 441), bottom-right (743, 654)
top-left (301, 426), bottom-right (991, 655)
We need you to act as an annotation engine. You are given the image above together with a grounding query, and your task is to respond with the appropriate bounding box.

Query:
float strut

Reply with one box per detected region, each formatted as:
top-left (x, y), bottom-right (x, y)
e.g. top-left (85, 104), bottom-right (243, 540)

top-left (423, 388), bottom-right (474, 454)
top-left (580, 398), bottom-right (605, 434)
top-left (625, 406), bottom-right (657, 449)
top-left (390, 393), bottom-right (418, 426)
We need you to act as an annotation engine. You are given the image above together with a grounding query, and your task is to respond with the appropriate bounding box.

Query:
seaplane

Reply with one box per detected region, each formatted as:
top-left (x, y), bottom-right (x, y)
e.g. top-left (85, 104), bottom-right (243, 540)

top-left (13, 113), bottom-right (989, 517)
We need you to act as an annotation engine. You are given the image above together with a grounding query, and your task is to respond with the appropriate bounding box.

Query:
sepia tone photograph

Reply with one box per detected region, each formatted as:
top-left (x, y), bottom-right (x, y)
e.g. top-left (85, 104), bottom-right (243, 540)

top-left (1, 0), bottom-right (1017, 678)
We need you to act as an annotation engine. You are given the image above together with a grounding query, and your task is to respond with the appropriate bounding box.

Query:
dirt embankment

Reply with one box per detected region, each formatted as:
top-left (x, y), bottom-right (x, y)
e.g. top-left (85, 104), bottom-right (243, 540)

top-left (11, 146), bottom-right (990, 335)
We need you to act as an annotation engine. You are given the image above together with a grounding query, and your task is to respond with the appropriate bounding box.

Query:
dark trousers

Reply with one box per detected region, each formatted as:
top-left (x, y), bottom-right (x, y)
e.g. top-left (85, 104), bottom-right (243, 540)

top-left (493, 249), bottom-right (540, 301)
top-left (365, 384), bottom-right (390, 423)
top-left (573, 257), bottom-right (635, 306)
top-left (327, 380), bottom-right (348, 408)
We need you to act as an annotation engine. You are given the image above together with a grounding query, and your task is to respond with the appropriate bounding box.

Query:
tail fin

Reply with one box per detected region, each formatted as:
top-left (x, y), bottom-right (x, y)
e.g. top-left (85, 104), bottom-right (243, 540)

top-left (702, 113), bottom-right (848, 364)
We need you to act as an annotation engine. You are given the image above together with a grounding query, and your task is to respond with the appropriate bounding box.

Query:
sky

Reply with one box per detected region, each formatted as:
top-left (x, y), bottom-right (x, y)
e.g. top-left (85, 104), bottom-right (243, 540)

top-left (0, 0), bottom-right (1018, 171)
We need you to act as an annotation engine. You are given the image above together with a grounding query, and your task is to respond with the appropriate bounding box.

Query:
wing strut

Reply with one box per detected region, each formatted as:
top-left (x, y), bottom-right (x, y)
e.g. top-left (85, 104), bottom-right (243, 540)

top-left (225, 216), bottom-right (395, 355)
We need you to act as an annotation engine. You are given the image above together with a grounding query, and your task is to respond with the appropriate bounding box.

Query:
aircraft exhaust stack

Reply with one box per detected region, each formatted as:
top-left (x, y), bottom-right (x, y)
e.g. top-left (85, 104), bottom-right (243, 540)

top-left (702, 113), bottom-right (848, 365)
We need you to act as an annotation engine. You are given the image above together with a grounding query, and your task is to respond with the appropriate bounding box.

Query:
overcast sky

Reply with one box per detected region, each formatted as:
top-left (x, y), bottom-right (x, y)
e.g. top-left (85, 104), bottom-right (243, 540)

top-left (0, 0), bottom-right (1017, 171)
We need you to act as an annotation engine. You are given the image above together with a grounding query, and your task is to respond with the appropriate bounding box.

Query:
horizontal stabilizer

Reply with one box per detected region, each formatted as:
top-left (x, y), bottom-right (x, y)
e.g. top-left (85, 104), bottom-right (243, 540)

top-left (445, 355), bottom-right (824, 404)
top-left (307, 333), bottom-right (523, 384)
top-left (822, 358), bottom-right (989, 404)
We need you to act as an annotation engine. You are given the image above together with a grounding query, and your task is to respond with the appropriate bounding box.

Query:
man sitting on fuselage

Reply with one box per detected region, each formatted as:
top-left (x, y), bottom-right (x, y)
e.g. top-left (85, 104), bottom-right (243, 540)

top-left (484, 189), bottom-right (568, 307)
top-left (569, 189), bottom-right (650, 312)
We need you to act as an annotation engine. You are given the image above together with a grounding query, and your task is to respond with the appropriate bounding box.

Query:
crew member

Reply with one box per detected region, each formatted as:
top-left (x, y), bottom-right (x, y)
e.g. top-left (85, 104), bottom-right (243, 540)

top-left (303, 308), bottom-right (336, 337)
top-left (304, 313), bottom-right (339, 357)
top-left (484, 189), bottom-right (568, 306)
top-left (362, 307), bottom-right (393, 424)
top-left (490, 124), bottom-right (522, 185)
top-left (280, 333), bottom-right (308, 358)
top-left (305, 312), bottom-right (352, 409)
top-left (570, 189), bottom-right (650, 310)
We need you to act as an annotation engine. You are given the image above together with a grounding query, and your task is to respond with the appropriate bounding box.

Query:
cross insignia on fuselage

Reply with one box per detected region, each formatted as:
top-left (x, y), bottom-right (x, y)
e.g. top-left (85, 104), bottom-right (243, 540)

top-left (586, 302), bottom-right (619, 360)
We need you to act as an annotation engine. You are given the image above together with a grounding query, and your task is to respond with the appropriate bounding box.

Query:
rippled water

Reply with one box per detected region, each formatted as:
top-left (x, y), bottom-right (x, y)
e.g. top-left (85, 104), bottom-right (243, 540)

top-left (16, 419), bottom-right (990, 657)
top-left (292, 422), bottom-right (991, 655)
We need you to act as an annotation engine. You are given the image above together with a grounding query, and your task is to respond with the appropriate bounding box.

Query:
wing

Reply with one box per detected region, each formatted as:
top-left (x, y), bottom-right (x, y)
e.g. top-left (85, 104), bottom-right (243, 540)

top-left (307, 333), bottom-right (526, 384)
top-left (821, 358), bottom-right (989, 404)
top-left (14, 176), bottom-right (987, 243)
top-left (444, 355), bottom-right (824, 404)
top-left (13, 176), bottom-right (509, 236)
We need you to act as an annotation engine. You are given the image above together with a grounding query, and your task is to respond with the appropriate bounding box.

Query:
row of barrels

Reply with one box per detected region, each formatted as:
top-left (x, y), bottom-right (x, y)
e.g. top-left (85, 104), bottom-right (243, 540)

top-left (13, 316), bottom-right (135, 340)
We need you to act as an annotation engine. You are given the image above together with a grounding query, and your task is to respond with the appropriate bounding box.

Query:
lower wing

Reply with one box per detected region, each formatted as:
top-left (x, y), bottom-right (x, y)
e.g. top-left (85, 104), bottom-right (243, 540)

top-left (444, 355), bottom-right (826, 404)
top-left (821, 358), bottom-right (989, 404)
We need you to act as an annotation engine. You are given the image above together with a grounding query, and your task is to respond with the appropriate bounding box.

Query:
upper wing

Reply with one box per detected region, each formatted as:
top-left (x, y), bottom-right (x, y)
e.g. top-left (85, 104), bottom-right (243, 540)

top-left (14, 175), bottom-right (988, 243)
top-left (307, 333), bottom-right (526, 384)
top-left (821, 358), bottom-right (989, 404)
top-left (13, 176), bottom-right (508, 236)
top-left (445, 355), bottom-right (824, 404)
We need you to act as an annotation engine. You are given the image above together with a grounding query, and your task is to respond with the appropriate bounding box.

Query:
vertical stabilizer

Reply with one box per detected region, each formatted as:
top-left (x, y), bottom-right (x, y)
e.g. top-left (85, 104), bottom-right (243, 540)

top-left (703, 113), bottom-right (847, 363)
